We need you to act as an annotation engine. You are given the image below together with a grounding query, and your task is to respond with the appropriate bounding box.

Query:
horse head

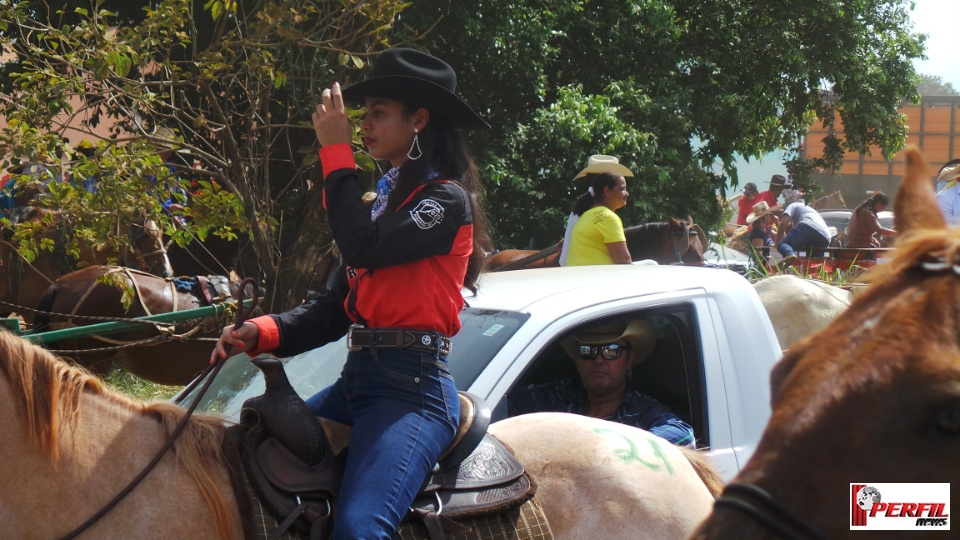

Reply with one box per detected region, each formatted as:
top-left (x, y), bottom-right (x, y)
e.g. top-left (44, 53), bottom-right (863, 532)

top-left (666, 216), bottom-right (706, 264)
top-left (129, 213), bottom-right (173, 277)
top-left (693, 147), bottom-right (960, 539)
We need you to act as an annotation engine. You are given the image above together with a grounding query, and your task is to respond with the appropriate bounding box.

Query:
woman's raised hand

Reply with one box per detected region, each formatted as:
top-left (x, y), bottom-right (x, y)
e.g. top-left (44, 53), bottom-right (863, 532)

top-left (312, 82), bottom-right (354, 148)
top-left (210, 321), bottom-right (260, 364)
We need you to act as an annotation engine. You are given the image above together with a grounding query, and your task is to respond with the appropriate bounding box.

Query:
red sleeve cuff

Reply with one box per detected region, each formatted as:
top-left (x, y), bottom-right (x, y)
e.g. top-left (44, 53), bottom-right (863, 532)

top-left (319, 144), bottom-right (356, 180)
top-left (248, 315), bottom-right (280, 356)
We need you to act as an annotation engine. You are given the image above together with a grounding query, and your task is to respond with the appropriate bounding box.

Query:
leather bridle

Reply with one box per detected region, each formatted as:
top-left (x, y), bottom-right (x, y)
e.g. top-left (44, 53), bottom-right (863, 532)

top-left (58, 278), bottom-right (259, 540)
top-left (668, 221), bottom-right (697, 264)
top-left (713, 483), bottom-right (829, 540)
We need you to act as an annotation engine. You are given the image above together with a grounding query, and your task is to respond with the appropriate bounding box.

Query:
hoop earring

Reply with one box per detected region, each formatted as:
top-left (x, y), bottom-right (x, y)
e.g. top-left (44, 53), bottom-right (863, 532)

top-left (406, 128), bottom-right (423, 161)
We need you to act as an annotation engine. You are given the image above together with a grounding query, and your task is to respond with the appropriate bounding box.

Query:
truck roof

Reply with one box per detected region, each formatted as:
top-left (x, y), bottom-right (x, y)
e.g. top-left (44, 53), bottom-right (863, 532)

top-left (466, 264), bottom-right (754, 313)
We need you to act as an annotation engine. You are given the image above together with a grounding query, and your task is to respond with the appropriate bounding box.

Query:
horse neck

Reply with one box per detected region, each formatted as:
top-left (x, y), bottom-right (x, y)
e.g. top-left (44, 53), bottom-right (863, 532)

top-left (625, 223), bottom-right (673, 262)
top-left (0, 368), bottom-right (239, 538)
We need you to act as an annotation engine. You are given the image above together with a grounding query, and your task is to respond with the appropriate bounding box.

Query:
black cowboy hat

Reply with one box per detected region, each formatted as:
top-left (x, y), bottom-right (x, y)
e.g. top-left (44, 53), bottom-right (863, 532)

top-left (341, 48), bottom-right (489, 130)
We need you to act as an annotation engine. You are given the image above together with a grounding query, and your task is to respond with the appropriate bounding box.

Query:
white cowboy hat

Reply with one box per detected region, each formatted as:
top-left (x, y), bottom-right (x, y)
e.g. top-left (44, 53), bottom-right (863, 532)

top-left (938, 161), bottom-right (960, 183)
top-left (575, 155), bottom-right (635, 179)
top-left (746, 201), bottom-right (778, 224)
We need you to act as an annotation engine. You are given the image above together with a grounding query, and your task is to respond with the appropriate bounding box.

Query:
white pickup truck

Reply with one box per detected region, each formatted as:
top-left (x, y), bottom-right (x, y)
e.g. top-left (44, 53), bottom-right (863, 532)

top-left (185, 264), bottom-right (782, 482)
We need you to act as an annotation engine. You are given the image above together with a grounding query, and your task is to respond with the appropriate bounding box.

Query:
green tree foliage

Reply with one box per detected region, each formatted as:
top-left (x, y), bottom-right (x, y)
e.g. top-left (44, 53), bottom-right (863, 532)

top-left (395, 0), bottom-right (925, 247)
top-left (0, 0), bottom-right (406, 310)
top-left (917, 74), bottom-right (959, 97)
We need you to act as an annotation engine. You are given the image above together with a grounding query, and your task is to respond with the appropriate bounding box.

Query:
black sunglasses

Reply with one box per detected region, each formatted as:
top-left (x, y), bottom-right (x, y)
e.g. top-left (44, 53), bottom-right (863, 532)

top-left (578, 343), bottom-right (630, 361)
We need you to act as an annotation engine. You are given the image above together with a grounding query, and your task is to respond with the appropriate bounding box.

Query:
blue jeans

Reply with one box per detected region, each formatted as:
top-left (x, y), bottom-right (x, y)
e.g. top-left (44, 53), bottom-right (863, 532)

top-left (777, 223), bottom-right (830, 258)
top-left (305, 347), bottom-right (460, 540)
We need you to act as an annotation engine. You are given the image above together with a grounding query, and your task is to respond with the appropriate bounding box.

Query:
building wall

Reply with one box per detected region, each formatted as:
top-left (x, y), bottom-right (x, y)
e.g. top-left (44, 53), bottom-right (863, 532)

top-left (802, 95), bottom-right (959, 205)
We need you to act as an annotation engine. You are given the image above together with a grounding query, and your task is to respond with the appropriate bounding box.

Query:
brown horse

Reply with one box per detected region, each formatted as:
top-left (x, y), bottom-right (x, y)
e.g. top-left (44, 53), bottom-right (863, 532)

top-left (32, 265), bottom-right (246, 385)
top-left (0, 208), bottom-right (172, 322)
top-left (0, 330), bottom-right (723, 539)
top-left (693, 147), bottom-right (960, 539)
top-left (486, 217), bottom-right (707, 271)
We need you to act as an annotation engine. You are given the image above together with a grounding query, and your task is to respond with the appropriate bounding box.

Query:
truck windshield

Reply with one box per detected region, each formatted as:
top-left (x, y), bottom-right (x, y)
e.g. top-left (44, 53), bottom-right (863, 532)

top-left (179, 308), bottom-right (528, 421)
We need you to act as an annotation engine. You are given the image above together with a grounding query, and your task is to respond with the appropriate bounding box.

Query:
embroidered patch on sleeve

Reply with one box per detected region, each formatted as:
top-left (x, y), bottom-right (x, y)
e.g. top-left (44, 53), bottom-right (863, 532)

top-left (410, 199), bottom-right (445, 229)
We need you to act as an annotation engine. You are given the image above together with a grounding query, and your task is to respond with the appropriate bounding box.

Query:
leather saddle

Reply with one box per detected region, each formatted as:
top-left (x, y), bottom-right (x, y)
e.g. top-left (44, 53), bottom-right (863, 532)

top-left (191, 275), bottom-right (232, 305)
top-left (239, 357), bottom-right (533, 540)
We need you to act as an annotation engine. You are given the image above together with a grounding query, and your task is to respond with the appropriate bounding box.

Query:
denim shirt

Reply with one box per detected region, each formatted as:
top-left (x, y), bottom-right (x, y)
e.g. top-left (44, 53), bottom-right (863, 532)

top-left (508, 378), bottom-right (695, 446)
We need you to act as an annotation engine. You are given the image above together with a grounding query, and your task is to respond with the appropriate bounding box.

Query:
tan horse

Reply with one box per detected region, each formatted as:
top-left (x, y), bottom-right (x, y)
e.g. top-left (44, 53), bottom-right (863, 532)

top-left (0, 330), bottom-right (722, 539)
top-left (753, 275), bottom-right (851, 352)
top-left (486, 218), bottom-right (707, 271)
top-left (693, 147), bottom-right (960, 539)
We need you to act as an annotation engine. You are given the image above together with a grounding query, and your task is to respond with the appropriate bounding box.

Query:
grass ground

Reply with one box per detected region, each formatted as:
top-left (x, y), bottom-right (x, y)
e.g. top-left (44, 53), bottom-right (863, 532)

top-left (103, 366), bottom-right (181, 401)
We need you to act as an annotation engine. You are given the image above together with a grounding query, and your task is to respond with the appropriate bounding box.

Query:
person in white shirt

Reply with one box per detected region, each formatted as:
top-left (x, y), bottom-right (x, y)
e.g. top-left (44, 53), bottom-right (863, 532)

top-left (935, 160), bottom-right (960, 225)
top-left (776, 201), bottom-right (831, 266)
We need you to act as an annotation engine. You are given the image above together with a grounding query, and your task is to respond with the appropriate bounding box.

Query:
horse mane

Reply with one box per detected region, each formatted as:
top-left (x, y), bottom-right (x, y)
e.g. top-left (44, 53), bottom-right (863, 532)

top-left (0, 330), bottom-right (234, 539)
top-left (681, 447), bottom-right (725, 498)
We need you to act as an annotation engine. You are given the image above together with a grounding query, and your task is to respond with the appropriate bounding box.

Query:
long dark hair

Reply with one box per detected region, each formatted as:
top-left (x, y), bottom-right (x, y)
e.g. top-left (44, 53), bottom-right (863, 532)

top-left (385, 107), bottom-right (490, 293)
top-left (854, 192), bottom-right (889, 217)
top-left (571, 172), bottom-right (621, 216)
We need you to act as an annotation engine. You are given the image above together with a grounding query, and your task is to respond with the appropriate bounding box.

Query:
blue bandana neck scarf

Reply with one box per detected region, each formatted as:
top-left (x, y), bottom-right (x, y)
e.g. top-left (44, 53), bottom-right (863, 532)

top-left (370, 167), bottom-right (441, 221)
top-left (370, 167), bottom-right (399, 221)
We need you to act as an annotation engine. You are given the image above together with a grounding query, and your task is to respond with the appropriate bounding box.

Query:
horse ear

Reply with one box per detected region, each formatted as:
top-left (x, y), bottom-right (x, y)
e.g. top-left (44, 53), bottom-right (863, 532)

top-left (894, 147), bottom-right (944, 234)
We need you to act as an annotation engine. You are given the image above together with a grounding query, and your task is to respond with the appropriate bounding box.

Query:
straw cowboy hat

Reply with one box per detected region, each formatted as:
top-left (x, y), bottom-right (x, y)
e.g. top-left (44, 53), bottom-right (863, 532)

top-left (938, 160), bottom-right (960, 183)
top-left (746, 201), bottom-right (778, 224)
top-left (561, 319), bottom-right (656, 368)
top-left (341, 48), bottom-right (489, 130)
top-left (574, 155), bottom-right (635, 179)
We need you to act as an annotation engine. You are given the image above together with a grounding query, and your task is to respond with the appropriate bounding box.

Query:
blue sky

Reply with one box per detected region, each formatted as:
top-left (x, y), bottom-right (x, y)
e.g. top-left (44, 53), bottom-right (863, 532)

top-left (911, 0), bottom-right (959, 90)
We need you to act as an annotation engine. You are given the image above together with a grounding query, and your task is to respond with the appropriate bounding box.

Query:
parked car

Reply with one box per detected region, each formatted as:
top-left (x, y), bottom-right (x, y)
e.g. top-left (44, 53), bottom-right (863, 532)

top-left (818, 208), bottom-right (894, 245)
top-left (178, 264), bottom-right (782, 481)
top-left (702, 241), bottom-right (751, 274)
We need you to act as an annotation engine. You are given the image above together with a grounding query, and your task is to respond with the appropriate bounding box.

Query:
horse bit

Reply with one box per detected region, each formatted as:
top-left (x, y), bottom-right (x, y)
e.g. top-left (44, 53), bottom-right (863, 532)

top-left (669, 223), bottom-right (695, 263)
top-left (714, 483), bottom-right (828, 540)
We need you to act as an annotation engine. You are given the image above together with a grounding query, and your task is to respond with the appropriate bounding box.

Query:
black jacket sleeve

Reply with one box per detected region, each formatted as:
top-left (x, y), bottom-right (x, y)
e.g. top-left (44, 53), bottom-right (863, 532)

top-left (269, 259), bottom-right (353, 357)
top-left (324, 170), bottom-right (469, 269)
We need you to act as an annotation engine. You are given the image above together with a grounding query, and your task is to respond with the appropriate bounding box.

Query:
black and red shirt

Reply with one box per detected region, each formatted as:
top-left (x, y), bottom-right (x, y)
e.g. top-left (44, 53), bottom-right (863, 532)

top-left (249, 144), bottom-right (473, 357)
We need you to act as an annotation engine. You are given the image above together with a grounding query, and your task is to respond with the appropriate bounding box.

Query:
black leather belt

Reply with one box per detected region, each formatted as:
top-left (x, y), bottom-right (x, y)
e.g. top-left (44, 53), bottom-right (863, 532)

top-left (347, 325), bottom-right (452, 356)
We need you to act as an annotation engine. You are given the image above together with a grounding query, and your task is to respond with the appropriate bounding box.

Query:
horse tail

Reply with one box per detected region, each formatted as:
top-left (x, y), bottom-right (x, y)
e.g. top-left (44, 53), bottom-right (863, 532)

top-left (681, 446), bottom-right (725, 498)
top-left (33, 285), bottom-right (57, 333)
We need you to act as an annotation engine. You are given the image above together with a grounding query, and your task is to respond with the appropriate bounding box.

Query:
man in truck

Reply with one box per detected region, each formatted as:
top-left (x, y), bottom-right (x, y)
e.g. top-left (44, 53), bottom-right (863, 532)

top-left (508, 319), bottom-right (694, 446)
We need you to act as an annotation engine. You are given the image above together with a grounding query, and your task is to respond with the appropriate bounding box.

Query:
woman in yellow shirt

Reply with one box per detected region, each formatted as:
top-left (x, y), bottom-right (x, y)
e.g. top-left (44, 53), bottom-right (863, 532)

top-left (563, 155), bottom-right (634, 266)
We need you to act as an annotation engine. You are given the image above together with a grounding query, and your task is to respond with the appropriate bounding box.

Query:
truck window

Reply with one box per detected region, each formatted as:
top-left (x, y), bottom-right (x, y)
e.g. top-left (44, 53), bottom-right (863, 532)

top-left (505, 304), bottom-right (709, 448)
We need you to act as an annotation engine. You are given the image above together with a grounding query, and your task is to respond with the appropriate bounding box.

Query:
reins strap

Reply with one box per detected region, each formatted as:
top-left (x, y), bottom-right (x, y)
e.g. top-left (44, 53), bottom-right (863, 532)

top-left (494, 242), bottom-right (561, 271)
top-left (714, 483), bottom-right (829, 540)
top-left (59, 358), bottom-right (228, 540)
top-left (59, 277), bottom-right (260, 540)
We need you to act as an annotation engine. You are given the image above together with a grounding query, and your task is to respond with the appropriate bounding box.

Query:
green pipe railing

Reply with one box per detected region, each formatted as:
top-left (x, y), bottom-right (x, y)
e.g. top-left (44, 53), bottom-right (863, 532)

top-left (22, 300), bottom-right (250, 346)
